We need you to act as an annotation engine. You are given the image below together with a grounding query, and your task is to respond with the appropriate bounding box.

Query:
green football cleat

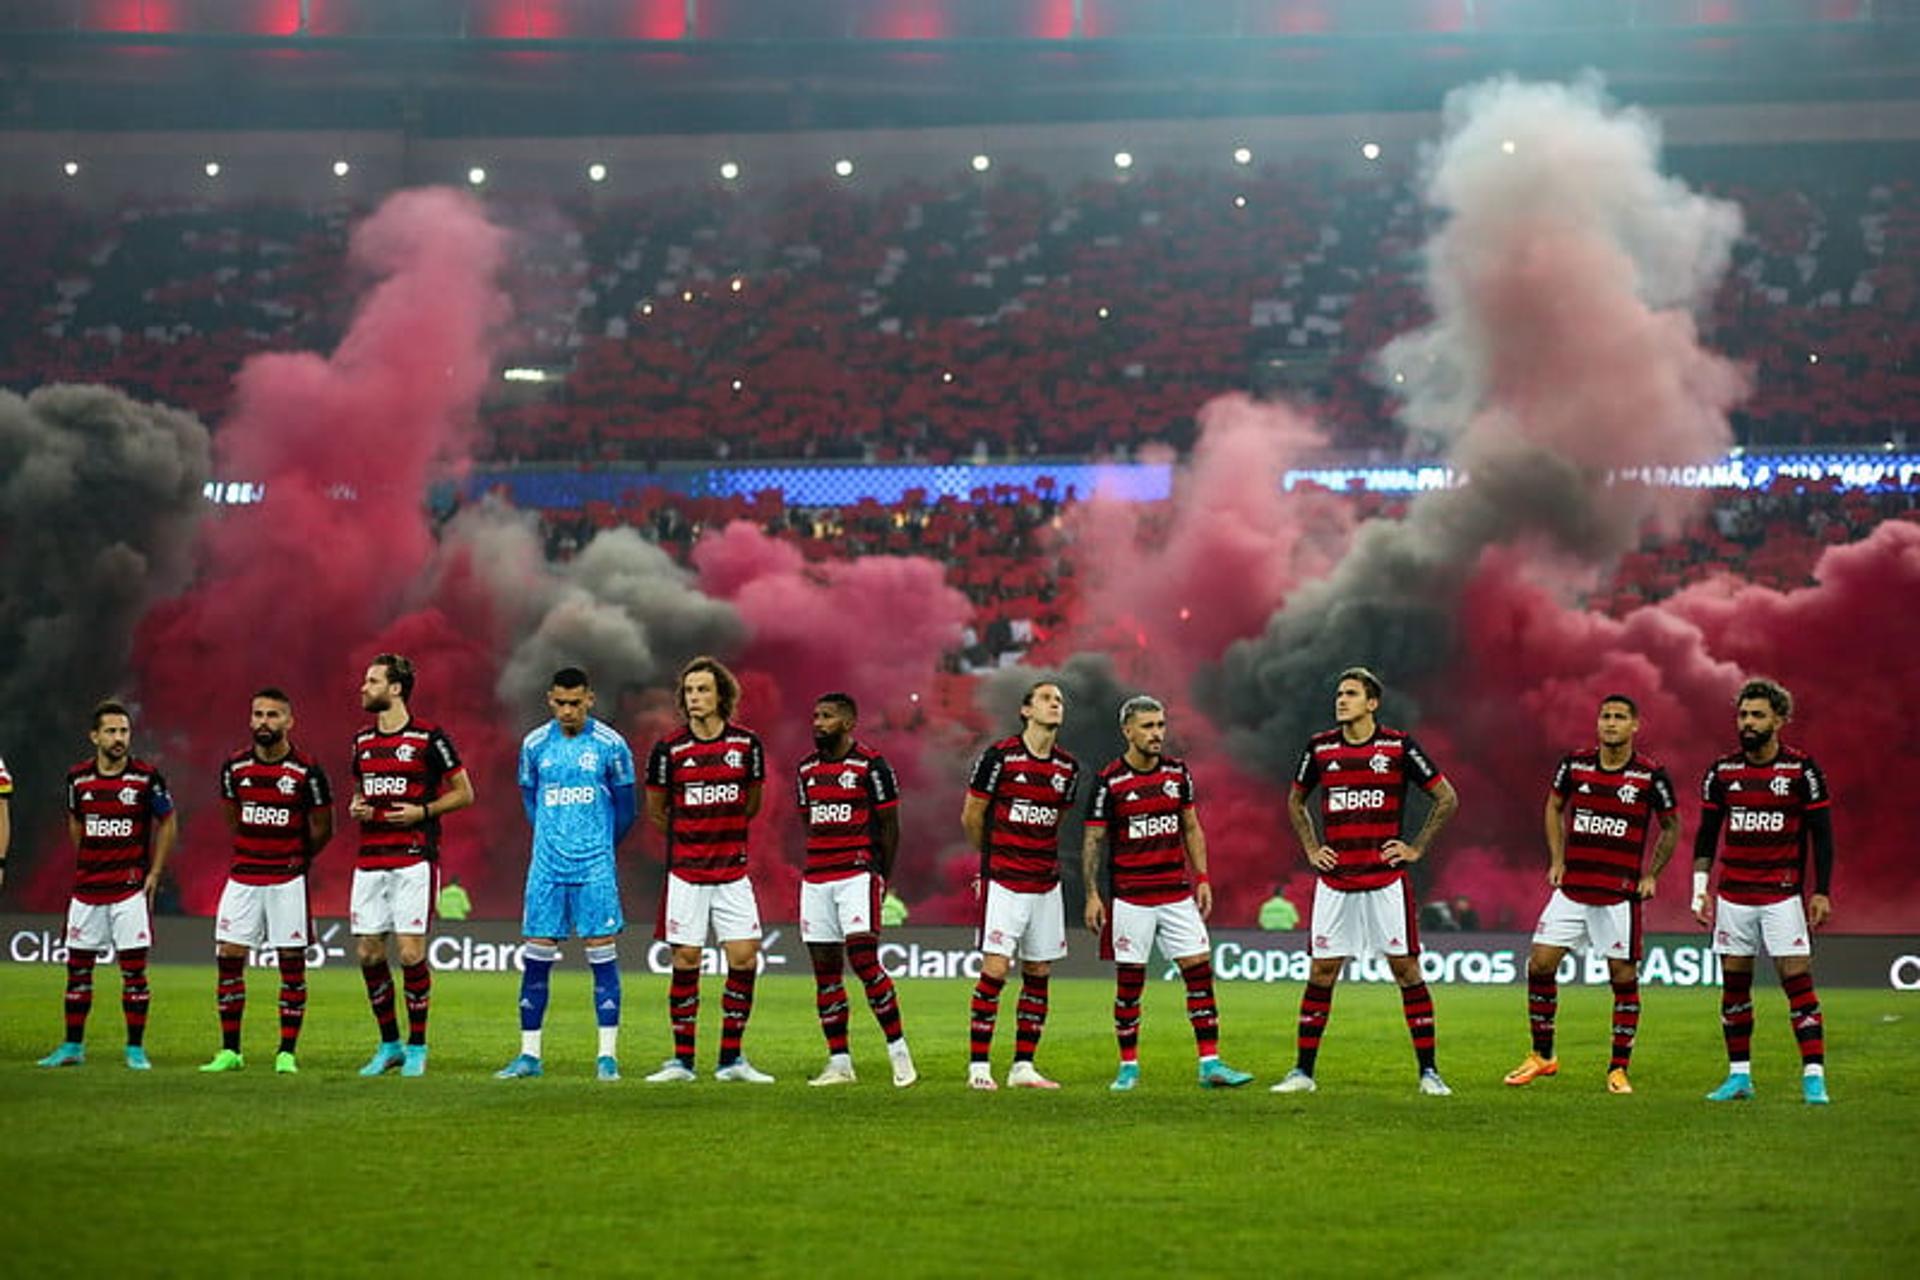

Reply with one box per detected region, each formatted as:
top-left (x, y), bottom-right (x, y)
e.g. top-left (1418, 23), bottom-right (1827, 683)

top-left (275, 1052), bottom-right (299, 1075)
top-left (198, 1049), bottom-right (245, 1073)
top-left (38, 1043), bottom-right (85, 1068)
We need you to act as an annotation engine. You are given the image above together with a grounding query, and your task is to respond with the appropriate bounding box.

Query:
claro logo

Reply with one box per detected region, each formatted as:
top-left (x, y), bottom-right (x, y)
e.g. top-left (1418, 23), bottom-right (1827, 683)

top-left (1891, 955), bottom-right (1920, 991)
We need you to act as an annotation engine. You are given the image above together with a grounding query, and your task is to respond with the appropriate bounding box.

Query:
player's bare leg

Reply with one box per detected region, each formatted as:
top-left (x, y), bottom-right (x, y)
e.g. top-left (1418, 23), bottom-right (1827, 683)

top-left (714, 937), bottom-right (772, 1082)
top-left (1775, 954), bottom-right (1829, 1104)
top-left (1273, 956), bottom-right (1342, 1093)
top-left (968, 951), bottom-right (1012, 1090)
top-left (1006, 960), bottom-right (1059, 1088)
top-left (1389, 953), bottom-right (1447, 1096)
top-left (1506, 943), bottom-right (1566, 1086)
top-left (1605, 958), bottom-right (1640, 1093)
top-left (355, 933), bottom-right (405, 1076)
top-left (1174, 952), bottom-right (1252, 1088)
top-left (1707, 954), bottom-right (1757, 1100)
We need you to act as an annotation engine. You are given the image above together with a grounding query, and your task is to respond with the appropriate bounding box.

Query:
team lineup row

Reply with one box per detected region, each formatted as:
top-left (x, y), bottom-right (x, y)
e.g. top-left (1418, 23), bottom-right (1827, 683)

top-left (4, 655), bottom-right (1835, 1102)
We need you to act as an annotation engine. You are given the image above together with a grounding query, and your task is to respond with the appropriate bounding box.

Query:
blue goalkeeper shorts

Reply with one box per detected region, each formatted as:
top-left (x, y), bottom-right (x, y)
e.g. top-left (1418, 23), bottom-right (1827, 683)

top-left (523, 872), bottom-right (624, 940)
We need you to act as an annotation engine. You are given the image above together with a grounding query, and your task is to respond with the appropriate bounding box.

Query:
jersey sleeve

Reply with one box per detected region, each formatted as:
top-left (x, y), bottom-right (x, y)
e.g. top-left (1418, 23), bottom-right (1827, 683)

top-left (607, 737), bottom-right (637, 790)
top-left (1179, 762), bottom-right (1197, 810)
top-left (307, 761), bottom-right (333, 808)
top-left (646, 739), bottom-right (672, 790)
top-left (747, 733), bottom-right (766, 784)
top-left (66, 771), bottom-right (81, 817)
top-left (517, 736), bottom-right (538, 791)
top-left (1061, 759), bottom-right (1080, 806)
top-left (1401, 736), bottom-right (1443, 790)
top-left (1084, 772), bottom-right (1112, 826)
top-left (148, 769), bottom-right (175, 818)
top-left (1802, 757), bottom-right (1831, 810)
top-left (1700, 763), bottom-right (1725, 810)
top-left (219, 758), bottom-right (239, 803)
top-left (1649, 766), bottom-right (1677, 814)
top-left (1549, 755), bottom-right (1574, 798)
top-left (1292, 744), bottom-right (1320, 794)
top-left (967, 744), bottom-right (1004, 799)
top-left (429, 727), bottom-right (464, 777)
top-left (868, 755), bottom-right (900, 809)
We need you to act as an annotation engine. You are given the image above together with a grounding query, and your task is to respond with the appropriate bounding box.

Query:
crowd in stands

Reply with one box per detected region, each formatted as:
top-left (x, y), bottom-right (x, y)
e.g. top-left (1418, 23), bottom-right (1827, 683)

top-left (2, 147), bottom-right (1915, 459)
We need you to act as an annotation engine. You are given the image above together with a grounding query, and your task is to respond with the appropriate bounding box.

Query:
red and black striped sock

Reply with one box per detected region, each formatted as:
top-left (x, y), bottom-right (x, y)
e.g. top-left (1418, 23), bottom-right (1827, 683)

top-left (668, 967), bottom-right (700, 1068)
top-left (846, 937), bottom-right (904, 1042)
top-left (277, 951), bottom-right (308, 1054)
top-left (1013, 973), bottom-right (1050, 1063)
top-left (968, 971), bottom-right (1006, 1063)
top-left (1720, 969), bottom-right (1754, 1067)
top-left (812, 952), bottom-right (850, 1056)
top-left (1295, 981), bottom-right (1334, 1075)
top-left (401, 960), bottom-right (431, 1046)
top-left (361, 961), bottom-right (400, 1044)
top-left (1400, 980), bottom-right (1437, 1073)
top-left (216, 953), bottom-right (247, 1052)
top-left (1782, 971), bottom-right (1825, 1066)
top-left (1528, 973), bottom-right (1558, 1058)
top-left (1114, 964), bottom-right (1146, 1063)
top-left (1182, 960), bottom-right (1220, 1060)
top-left (1609, 978), bottom-right (1640, 1071)
top-left (718, 967), bottom-right (756, 1066)
top-left (119, 948), bottom-right (150, 1049)
top-left (63, 952), bottom-right (96, 1043)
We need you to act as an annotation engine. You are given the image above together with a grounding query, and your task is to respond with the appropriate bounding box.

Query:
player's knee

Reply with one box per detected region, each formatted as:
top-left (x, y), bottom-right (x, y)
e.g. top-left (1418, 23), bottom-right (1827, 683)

top-left (217, 943), bottom-right (250, 961)
top-left (356, 938), bottom-right (386, 965)
top-left (980, 952), bottom-right (1012, 980)
top-left (671, 945), bottom-right (703, 970)
top-left (1020, 960), bottom-right (1051, 978)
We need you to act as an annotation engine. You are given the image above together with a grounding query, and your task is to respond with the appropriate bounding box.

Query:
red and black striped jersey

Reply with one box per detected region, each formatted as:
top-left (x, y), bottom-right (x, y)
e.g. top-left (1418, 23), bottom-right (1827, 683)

top-left (66, 758), bottom-right (174, 904)
top-left (1293, 727), bottom-right (1444, 892)
top-left (1701, 746), bottom-right (1830, 906)
top-left (648, 724), bottom-right (765, 885)
top-left (969, 735), bottom-right (1079, 894)
top-left (0, 752), bottom-right (12, 796)
top-left (221, 747), bottom-right (333, 886)
top-left (351, 720), bottom-right (464, 869)
top-left (1552, 750), bottom-right (1677, 906)
top-left (795, 743), bottom-right (899, 884)
top-left (1086, 755), bottom-right (1195, 907)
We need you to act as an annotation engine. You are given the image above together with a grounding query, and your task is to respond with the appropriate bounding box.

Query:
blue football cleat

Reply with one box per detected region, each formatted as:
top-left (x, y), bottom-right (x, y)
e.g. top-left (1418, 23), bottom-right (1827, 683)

top-left (596, 1056), bottom-right (621, 1083)
top-left (1706, 1072), bottom-right (1755, 1102)
top-left (124, 1046), bottom-right (152, 1071)
top-left (358, 1042), bottom-right (405, 1077)
top-left (1109, 1062), bottom-right (1140, 1092)
top-left (1802, 1074), bottom-right (1831, 1105)
top-left (401, 1044), bottom-right (429, 1078)
top-left (494, 1053), bottom-right (543, 1079)
top-left (37, 1042), bottom-right (85, 1068)
top-left (1199, 1059), bottom-right (1255, 1089)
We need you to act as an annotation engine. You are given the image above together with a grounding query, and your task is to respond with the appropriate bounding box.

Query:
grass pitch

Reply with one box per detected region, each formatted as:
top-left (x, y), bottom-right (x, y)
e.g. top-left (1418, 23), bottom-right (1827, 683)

top-left (2, 965), bottom-right (1915, 1277)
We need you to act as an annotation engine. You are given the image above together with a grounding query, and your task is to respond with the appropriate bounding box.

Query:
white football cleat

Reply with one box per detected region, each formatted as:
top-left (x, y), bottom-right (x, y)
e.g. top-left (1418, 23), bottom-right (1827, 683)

top-left (1418, 1069), bottom-right (1453, 1097)
top-left (1006, 1061), bottom-right (1061, 1090)
top-left (1270, 1069), bottom-right (1318, 1094)
top-left (888, 1039), bottom-right (918, 1088)
top-left (714, 1058), bottom-right (776, 1084)
top-left (808, 1056), bottom-right (857, 1087)
top-left (643, 1060), bottom-right (697, 1084)
top-left (967, 1065), bottom-right (998, 1091)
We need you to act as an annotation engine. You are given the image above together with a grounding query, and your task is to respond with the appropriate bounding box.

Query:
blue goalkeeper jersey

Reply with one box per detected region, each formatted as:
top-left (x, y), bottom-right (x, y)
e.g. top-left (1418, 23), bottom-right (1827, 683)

top-left (519, 718), bottom-right (636, 883)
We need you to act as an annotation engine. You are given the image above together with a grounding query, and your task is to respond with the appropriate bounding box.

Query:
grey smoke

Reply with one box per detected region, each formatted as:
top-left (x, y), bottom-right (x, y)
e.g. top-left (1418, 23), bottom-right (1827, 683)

top-left (0, 384), bottom-right (211, 858)
top-left (1203, 76), bottom-right (1748, 776)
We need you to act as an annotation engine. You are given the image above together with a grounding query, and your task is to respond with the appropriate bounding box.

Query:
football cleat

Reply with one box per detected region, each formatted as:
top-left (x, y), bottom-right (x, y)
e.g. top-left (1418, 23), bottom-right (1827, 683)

top-left (1504, 1052), bottom-right (1558, 1086)
top-left (1110, 1062), bottom-right (1141, 1092)
top-left (124, 1046), bottom-right (152, 1072)
top-left (595, 1056), bottom-right (621, 1083)
top-left (1006, 1061), bottom-right (1061, 1090)
top-left (400, 1044), bottom-right (429, 1078)
top-left (714, 1059), bottom-right (775, 1084)
top-left (1705, 1072), bottom-right (1755, 1102)
top-left (358, 1042), bottom-right (405, 1077)
top-left (967, 1067), bottom-right (998, 1092)
top-left (1198, 1059), bottom-right (1254, 1089)
top-left (274, 1052), bottom-right (299, 1075)
top-left (1606, 1068), bottom-right (1634, 1095)
top-left (494, 1053), bottom-right (544, 1080)
top-left (37, 1043), bottom-right (85, 1068)
top-left (644, 1060), bottom-right (697, 1084)
top-left (887, 1040), bottom-right (918, 1088)
top-left (199, 1049), bottom-right (245, 1074)
top-left (808, 1057), bottom-right (858, 1087)
top-left (1270, 1068), bottom-right (1317, 1094)
top-left (1802, 1074), bottom-right (1831, 1106)
top-left (1418, 1069), bottom-right (1453, 1097)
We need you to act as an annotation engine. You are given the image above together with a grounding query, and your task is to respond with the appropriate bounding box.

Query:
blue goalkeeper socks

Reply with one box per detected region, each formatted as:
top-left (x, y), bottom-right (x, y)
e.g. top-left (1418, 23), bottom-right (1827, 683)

top-left (519, 942), bottom-right (558, 1032)
top-left (587, 943), bottom-right (621, 1029)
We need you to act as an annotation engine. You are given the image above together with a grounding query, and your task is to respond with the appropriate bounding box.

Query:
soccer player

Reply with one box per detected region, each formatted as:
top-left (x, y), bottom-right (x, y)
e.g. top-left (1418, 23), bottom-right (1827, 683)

top-left (1082, 695), bottom-right (1254, 1092)
top-left (496, 667), bottom-right (637, 1083)
top-left (796, 692), bottom-right (916, 1087)
top-left (1274, 667), bottom-right (1459, 1096)
top-left (346, 653), bottom-right (475, 1078)
top-left (1693, 678), bottom-right (1835, 1105)
top-left (38, 701), bottom-right (176, 1070)
top-left (1504, 694), bottom-right (1678, 1094)
top-left (961, 679), bottom-right (1078, 1091)
top-left (200, 688), bottom-right (334, 1075)
top-left (643, 656), bottom-right (773, 1084)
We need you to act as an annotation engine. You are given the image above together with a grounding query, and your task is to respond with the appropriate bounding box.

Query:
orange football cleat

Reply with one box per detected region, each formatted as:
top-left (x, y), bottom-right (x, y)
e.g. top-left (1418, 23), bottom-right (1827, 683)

top-left (1606, 1068), bottom-right (1634, 1094)
top-left (1503, 1052), bottom-right (1559, 1086)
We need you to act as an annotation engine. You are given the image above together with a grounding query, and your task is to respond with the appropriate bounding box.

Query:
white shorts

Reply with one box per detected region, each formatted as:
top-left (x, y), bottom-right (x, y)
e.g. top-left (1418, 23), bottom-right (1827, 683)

top-left (659, 872), bottom-right (762, 946)
top-left (980, 881), bottom-right (1068, 963)
top-left (1713, 896), bottom-right (1812, 958)
top-left (215, 877), bottom-right (313, 950)
top-left (800, 873), bottom-right (881, 944)
top-left (1531, 889), bottom-right (1642, 962)
top-left (351, 863), bottom-right (435, 937)
top-left (1309, 879), bottom-right (1417, 960)
top-left (65, 892), bottom-right (152, 954)
top-left (1111, 895), bottom-right (1210, 965)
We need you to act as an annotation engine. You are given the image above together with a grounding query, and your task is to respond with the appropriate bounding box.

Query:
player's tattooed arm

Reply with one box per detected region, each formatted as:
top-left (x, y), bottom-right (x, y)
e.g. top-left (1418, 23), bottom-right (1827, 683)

top-left (1287, 787), bottom-right (1336, 871)
top-left (1642, 809), bottom-right (1680, 899)
top-left (1542, 792), bottom-right (1567, 886)
top-left (1389, 777), bottom-right (1458, 865)
top-left (1081, 825), bottom-right (1107, 933)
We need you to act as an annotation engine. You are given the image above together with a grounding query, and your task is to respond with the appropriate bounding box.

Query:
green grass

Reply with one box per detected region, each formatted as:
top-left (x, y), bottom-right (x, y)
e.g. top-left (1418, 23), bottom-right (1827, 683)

top-left (2, 965), bottom-right (1915, 1277)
